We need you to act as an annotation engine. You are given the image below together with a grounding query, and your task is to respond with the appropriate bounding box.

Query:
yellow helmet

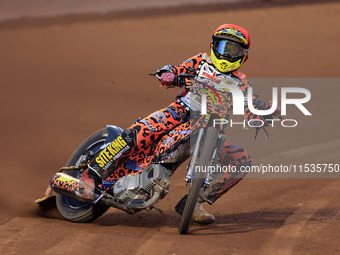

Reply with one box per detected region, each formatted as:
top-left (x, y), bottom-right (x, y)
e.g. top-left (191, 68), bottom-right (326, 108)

top-left (210, 24), bottom-right (250, 73)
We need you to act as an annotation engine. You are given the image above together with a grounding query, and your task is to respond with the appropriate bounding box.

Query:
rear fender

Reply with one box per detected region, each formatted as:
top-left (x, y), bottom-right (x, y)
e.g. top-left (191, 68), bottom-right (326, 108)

top-left (93, 125), bottom-right (123, 153)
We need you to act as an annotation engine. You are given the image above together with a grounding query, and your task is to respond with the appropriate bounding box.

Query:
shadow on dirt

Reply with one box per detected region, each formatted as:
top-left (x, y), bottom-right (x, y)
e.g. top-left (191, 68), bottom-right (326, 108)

top-left (191, 209), bottom-right (296, 235)
top-left (191, 208), bottom-right (340, 235)
top-left (32, 202), bottom-right (340, 234)
top-left (96, 208), bottom-right (298, 233)
top-left (95, 209), bottom-right (179, 228)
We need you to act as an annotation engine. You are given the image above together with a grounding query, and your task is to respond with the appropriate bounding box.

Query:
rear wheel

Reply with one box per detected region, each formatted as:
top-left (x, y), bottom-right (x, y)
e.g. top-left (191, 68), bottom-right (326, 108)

top-left (178, 126), bottom-right (218, 234)
top-left (55, 129), bottom-right (110, 223)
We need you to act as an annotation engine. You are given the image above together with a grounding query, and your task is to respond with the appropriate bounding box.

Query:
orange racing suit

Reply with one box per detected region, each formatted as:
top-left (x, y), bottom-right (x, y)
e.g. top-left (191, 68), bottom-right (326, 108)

top-left (91, 53), bottom-right (267, 203)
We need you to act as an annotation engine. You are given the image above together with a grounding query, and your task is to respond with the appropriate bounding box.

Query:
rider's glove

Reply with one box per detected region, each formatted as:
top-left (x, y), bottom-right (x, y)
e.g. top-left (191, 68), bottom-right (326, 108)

top-left (159, 72), bottom-right (176, 87)
top-left (268, 100), bottom-right (281, 116)
top-left (262, 101), bottom-right (281, 126)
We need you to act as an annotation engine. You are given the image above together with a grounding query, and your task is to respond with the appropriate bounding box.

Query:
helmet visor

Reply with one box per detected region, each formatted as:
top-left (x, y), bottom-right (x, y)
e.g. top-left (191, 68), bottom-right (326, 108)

top-left (213, 39), bottom-right (248, 59)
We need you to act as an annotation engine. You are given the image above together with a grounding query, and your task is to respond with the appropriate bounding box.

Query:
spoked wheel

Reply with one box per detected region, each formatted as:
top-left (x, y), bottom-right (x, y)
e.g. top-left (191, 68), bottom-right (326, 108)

top-left (178, 126), bottom-right (218, 234)
top-left (55, 129), bottom-right (110, 223)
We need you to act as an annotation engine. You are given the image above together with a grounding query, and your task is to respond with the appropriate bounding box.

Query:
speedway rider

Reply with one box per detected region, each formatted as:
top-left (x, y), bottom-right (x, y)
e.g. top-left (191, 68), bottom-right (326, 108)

top-left (78, 24), bottom-right (273, 225)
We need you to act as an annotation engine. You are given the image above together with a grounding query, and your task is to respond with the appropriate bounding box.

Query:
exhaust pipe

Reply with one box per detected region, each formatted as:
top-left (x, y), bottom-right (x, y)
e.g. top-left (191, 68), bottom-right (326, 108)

top-left (50, 172), bottom-right (92, 203)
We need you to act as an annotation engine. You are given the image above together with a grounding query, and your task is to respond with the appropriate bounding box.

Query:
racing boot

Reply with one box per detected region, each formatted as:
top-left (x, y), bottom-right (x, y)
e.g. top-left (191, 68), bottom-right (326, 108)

top-left (175, 194), bottom-right (215, 225)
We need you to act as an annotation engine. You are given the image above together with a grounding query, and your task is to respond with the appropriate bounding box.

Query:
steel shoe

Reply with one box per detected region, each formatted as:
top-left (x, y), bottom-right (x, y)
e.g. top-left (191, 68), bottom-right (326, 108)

top-left (175, 194), bottom-right (215, 225)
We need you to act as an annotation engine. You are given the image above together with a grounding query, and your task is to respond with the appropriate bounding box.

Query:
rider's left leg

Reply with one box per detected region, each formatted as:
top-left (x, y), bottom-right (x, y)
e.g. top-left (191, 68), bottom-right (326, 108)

top-left (175, 143), bottom-right (251, 224)
top-left (204, 143), bottom-right (251, 204)
top-left (77, 101), bottom-right (188, 200)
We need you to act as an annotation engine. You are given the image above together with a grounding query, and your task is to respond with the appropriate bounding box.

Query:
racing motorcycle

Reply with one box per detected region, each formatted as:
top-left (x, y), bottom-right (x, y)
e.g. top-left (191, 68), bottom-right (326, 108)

top-left (36, 74), bottom-right (271, 234)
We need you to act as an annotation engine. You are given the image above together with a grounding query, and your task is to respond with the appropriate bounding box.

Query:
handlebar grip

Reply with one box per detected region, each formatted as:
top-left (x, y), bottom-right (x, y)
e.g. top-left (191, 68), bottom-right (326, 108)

top-left (253, 100), bottom-right (282, 119)
top-left (173, 76), bottom-right (186, 87)
top-left (173, 73), bottom-right (196, 87)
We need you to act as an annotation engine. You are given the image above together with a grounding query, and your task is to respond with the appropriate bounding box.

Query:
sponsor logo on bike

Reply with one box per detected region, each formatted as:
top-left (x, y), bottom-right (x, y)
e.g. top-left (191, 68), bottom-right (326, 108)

top-left (101, 180), bottom-right (116, 188)
top-left (51, 173), bottom-right (79, 192)
top-left (95, 136), bottom-right (129, 168)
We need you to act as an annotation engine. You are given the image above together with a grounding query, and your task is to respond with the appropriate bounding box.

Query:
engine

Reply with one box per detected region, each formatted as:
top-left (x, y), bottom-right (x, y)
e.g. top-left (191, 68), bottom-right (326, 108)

top-left (113, 164), bottom-right (171, 204)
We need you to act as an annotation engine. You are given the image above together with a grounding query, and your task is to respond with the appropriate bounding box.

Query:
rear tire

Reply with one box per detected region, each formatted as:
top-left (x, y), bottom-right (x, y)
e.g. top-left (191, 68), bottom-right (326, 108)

top-left (178, 126), bottom-right (218, 234)
top-left (55, 129), bottom-right (110, 223)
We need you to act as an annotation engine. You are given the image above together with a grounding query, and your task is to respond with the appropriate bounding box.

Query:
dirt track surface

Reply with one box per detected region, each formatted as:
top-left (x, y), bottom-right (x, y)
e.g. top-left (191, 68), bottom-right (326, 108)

top-left (1, 1), bottom-right (340, 254)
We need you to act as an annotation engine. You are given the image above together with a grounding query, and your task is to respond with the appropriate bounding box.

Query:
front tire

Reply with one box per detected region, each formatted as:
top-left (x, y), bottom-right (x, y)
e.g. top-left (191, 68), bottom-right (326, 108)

top-left (55, 129), bottom-right (110, 223)
top-left (178, 126), bottom-right (218, 234)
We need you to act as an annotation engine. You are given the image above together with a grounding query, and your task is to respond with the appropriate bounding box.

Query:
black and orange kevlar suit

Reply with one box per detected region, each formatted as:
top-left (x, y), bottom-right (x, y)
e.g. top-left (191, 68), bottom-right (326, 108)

top-left (87, 52), bottom-right (268, 204)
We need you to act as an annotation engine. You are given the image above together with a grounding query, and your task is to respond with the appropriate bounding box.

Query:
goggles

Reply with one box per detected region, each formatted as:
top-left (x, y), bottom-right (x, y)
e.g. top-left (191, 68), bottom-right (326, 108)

top-left (213, 38), bottom-right (248, 59)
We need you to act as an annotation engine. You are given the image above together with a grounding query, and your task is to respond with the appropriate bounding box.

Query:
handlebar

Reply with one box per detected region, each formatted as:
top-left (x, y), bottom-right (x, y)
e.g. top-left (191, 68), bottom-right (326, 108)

top-left (151, 72), bottom-right (282, 119)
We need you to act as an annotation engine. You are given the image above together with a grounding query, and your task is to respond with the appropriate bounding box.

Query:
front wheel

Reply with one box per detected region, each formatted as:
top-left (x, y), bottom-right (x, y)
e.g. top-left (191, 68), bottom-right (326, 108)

top-left (55, 129), bottom-right (110, 223)
top-left (178, 126), bottom-right (218, 234)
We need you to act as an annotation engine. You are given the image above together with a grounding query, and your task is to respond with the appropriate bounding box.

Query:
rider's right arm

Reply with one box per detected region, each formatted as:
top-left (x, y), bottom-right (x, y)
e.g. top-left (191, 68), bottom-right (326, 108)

top-left (154, 53), bottom-right (206, 79)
